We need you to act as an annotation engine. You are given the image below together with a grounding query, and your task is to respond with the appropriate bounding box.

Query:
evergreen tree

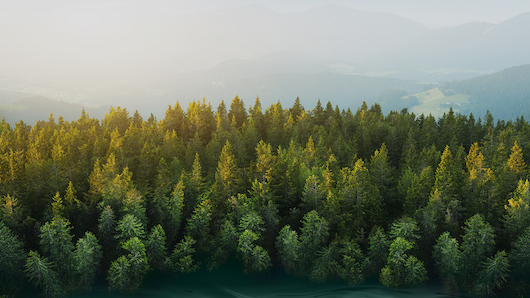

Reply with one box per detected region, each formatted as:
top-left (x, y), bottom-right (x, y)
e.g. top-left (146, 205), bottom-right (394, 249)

top-left (74, 232), bottom-right (102, 291)
top-left (337, 159), bottom-right (383, 237)
top-left (299, 210), bottom-right (329, 273)
top-left (0, 222), bottom-right (25, 295)
top-left (504, 179), bottom-right (530, 240)
top-left (460, 214), bottom-right (495, 289)
top-left (170, 235), bottom-right (198, 273)
top-left (108, 237), bottom-right (149, 293)
top-left (25, 251), bottom-right (64, 298)
top-left (146, 224), bottom-right (167, 271)
top-left (39, 217), bottom-right (76, 289)
top-left (433, 232), bottom-right (461, 294)
top-left (276, 225), bottom-right (301, 275)
top-left (115, 214), bottom-right (146, 242)
top-left (214, 140), bottom-right (239, 213)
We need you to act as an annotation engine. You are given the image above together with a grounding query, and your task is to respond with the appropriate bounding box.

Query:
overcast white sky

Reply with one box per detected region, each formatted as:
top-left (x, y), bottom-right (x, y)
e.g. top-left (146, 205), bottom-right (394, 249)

top-left (1, 0), bottom-right (529, 28)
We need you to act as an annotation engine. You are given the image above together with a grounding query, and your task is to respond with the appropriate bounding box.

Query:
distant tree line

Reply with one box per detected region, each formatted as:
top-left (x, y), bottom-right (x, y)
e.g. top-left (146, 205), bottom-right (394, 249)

top-left (1, 95), bottom-right (530, 297)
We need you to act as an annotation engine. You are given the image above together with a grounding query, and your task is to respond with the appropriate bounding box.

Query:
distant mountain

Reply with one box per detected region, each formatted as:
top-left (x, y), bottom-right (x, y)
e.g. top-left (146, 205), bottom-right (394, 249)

top-left (0, 96), bottom-right (110, 126)
top-left (163, 71), bottom-right (421, 115)
top-left (1, 4), bottom-right (529, 114)
top-left (372, 13), bottom-right (530, 80)
top-left (0, 90), bottom-right (36, 104)
top-left (79, 53), bottom-right (415, 116)
top-left (378, 64), bottom-right (530, 120)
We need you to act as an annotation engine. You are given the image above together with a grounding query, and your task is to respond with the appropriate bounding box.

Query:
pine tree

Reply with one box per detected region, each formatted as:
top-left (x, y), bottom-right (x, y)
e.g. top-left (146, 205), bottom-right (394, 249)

top-left (337, 159), bottom-right (383, 237)
top-left (74, 232), bottom-right (102, 291)
top-left (0, 222), bottom-right (25, 294)
top-left (214, 140), bottom-right (239, 213)
top-left (369, 143), bottom-right (397, 216)
top-left (504, 179), bottom-right (530, 240)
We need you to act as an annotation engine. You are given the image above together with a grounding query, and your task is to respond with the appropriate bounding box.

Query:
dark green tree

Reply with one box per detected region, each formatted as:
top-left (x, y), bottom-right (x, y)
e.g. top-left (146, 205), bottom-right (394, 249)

top-left (146, 224), bottom-right (167, 271)
top-left (25, 251), bottom-right (64, 298)
top-left (107, 237), bottom-right (149, 293)
top-left (74, 232), bottom-right (102, 291)
top-left (0, 222), bottom-right (25, 295)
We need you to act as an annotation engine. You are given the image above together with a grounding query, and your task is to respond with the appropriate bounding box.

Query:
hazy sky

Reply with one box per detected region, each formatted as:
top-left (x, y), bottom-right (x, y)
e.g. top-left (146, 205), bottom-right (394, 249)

top-left (1, 0), bottom-right (530, 28)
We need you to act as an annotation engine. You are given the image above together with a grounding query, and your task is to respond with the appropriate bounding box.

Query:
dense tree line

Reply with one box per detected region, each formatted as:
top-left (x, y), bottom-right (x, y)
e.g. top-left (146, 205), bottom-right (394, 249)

top-left (1, 95), bottom-right (530, 297)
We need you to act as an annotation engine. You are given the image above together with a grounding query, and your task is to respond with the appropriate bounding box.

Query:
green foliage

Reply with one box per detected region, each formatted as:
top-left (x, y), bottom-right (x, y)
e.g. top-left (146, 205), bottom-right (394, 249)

top-left (25, 250), bottom-right (64, 298)
top-left (209, 219), bottom-right (238, 270)
top-left (0, 194), bottom-right (24, 232)
top-left (474, 250), bottom-right (510, 296)
top-left (170, 235), bottom-right (198, 273)
top-left (0, 222), bottom-right (25, 293)
top-left (504, 179), bottom-right (530, 240)
top-left (460, 214), bottom-right (495, 283)
top-left (121, 188), bottom-right (147, 226)
top-left (146, 225), bottom-right (167, 271)
top-left (115, 214), bottom-right (146, 242)
top-left (39, 217), bottom-right (75, 286)
top-left (74, 232), bottom-right (102, 291)
top-left (299, 211), bottom-right (329, 271)
top-left (98, 205), bottom-right (116, 246)
top-left (509, 227), bottom-right (530, 279)
top-left (339, 240), bottom-right (366, 285)
top-left (309, 241), bottom-right (341, 282)
top-left (107, 256), bottom-right (130, 292)
top-left (165, 180), bottom-right (185, 243)
top-left (4, 98), bottom-right (530, 295)
top-left (237, 230), bottom-right (272, 274)
top-left (108, 237), bottom-right (149, 293)
top-left (389, 217), bottom-right (420, 242)
top-left (185, 198), bottom-right (212, 251)
top-left (380, 237), bottom-right (427, 288)
top-left (276, 225), bottom-right (301, 275)
top-left (433, 232), bottom-right (461, 293)
top-left (367, 226), bottom-right (389, 276)
top-left (239, 211), bottom-right (265, 233)
top-left (403, 166), bottom-right (433, 215)
top-left (301, 175), bottom-right (326, 214)
top-left (51, 192), bottom-right (65, 219)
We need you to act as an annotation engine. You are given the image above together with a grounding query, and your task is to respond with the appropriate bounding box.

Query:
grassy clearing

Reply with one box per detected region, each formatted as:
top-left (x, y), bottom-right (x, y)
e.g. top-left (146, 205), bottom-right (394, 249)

top-left (408, 88), bottom-right (469, 118)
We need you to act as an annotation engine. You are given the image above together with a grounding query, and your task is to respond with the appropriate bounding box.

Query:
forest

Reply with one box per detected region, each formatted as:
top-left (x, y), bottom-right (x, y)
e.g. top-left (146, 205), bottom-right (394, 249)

top-left (1, 96), bottom-right (530, 297)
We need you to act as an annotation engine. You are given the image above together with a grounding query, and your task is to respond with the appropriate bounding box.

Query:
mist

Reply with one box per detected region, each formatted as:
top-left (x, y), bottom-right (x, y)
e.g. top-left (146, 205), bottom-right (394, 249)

top-left (1, 0), bottom-right (530, 119)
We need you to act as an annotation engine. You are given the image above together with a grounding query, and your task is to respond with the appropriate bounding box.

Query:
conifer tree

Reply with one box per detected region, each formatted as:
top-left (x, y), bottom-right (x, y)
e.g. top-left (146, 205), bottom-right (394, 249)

top-left (337, 159), bottom-right (383, 237)
top-left (25, 251), bottom-right (64, 298)
top-left (423, 146), bottom-right (463, 235)
top-left (214, 140), bottom-right (239, 213)
top-left (465, 143), bottom-right (496, 220)
top-left (108, 237), bottom-right (149, 293)
top-left (39, 217), bottom-right (76, 288)
top-left (170, 235), bottom-right (198, 273)
top-left (0, 222), bottom-right (25, 295)
top-left (504, 179), bottom-right (530, 240)
top-left (146, 224), bottom-right (167, 271)
top-left (74, 232), bottom-right (102, 291)
top-left (369, 143), bottom-right (397, 216)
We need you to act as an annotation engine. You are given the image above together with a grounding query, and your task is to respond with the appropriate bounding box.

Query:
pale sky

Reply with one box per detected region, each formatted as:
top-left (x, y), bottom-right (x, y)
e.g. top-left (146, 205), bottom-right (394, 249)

top-left (1, 0), bottom-right (529, 28)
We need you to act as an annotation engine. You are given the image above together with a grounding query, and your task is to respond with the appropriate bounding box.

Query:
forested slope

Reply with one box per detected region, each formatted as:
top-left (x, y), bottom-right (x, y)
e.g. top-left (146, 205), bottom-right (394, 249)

top-left (1, 97), bottom-right (530, 297)
top-left (440, 64), bottom-right (530, 120)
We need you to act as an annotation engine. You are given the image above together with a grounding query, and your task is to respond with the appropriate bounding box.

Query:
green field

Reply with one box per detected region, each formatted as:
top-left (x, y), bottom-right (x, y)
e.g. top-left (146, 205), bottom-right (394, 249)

top-left (407, 88), bottom-right (469, 118)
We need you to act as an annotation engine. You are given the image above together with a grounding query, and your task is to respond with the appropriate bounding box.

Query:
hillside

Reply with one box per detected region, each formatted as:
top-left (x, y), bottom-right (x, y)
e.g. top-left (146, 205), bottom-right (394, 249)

top-left (0, 96), bottom-right (110, 125)
top-left (440, 64), bottom-right (530, 120)
top-left (371, 12), bottom-right (530, 81)
top-left (163, 71), bottom-right (421, 116)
